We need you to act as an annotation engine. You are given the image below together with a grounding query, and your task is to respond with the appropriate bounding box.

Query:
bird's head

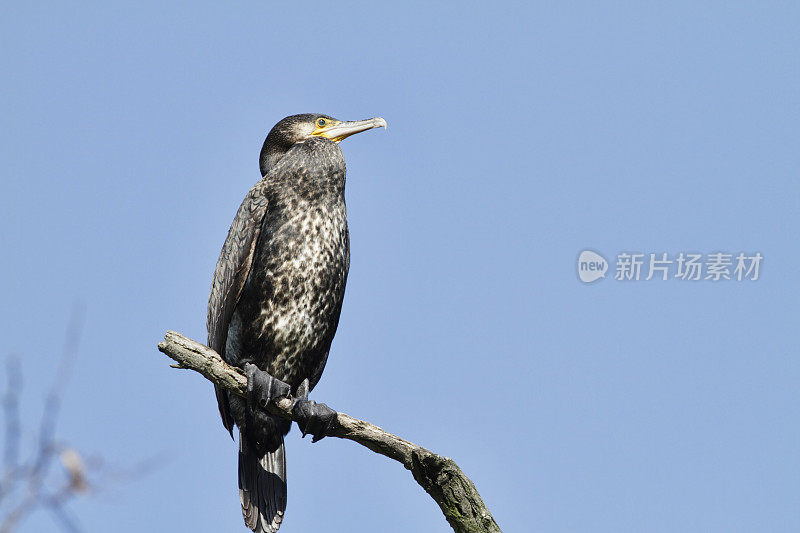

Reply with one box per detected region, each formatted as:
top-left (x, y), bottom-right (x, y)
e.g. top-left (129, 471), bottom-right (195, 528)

top-left (260, 114), bottom-right (387, 176)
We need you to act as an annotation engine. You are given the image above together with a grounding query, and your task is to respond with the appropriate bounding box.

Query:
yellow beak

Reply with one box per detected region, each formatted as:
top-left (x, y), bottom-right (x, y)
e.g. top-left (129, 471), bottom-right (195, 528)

top-left (313, 117), bottom-right (388, 142)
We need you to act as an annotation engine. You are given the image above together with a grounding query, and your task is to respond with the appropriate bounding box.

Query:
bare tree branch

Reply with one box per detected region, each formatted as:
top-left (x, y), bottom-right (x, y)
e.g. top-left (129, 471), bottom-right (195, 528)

top-left (0, 306), bottom-right (87, 533)
top-left (157, 330), bottom-right (502, 533)
top-left (1, 305), bottom-right (156, 533)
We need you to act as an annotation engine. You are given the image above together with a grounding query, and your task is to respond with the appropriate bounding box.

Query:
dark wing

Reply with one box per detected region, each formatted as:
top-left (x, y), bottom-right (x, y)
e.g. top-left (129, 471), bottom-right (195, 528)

top-left (207, 178), bottom-right (270, 434)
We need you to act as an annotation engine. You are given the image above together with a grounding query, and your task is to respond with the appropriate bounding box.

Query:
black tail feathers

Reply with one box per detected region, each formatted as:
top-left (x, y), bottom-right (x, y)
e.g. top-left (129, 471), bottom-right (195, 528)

top-left (239, 434), bottom-right (286, 533)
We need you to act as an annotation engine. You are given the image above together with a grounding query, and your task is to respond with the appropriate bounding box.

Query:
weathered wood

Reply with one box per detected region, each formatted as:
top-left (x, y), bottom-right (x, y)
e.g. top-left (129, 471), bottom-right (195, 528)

top-left (157, 330), bottom-right (502, 533)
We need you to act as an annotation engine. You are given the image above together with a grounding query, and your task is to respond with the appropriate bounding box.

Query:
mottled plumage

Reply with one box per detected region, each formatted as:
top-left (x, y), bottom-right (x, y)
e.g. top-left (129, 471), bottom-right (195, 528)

top-left (206, 114), bottom-right (385, 533)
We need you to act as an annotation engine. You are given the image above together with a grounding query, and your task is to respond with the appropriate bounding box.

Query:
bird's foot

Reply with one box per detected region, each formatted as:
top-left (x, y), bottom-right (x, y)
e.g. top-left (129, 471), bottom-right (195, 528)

top-left (292, 399), bottom-right (338, 442)
top-left (291, 379), bottom-right (338, 443)
top-left (245, 363), bottom-right (291, 412)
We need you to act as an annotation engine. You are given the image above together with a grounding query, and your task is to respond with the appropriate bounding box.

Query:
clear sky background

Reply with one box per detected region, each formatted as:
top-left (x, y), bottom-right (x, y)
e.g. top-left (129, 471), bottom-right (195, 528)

top-left (1, 2), bottom-right (798, 532)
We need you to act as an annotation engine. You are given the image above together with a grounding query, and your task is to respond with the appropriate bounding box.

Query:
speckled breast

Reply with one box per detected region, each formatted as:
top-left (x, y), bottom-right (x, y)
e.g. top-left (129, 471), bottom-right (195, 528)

top-left (230, 196), bottom-right (350, 391)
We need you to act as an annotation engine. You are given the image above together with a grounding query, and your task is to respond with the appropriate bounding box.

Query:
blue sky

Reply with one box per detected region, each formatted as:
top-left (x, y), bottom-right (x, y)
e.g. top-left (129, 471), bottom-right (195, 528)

top-left (1, 2), bottom-right (798, 532)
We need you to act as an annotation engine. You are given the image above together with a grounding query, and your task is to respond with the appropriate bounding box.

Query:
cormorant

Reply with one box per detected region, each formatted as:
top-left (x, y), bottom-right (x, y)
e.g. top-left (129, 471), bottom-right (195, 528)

top-left (207, 114), bottom-right (387, 532)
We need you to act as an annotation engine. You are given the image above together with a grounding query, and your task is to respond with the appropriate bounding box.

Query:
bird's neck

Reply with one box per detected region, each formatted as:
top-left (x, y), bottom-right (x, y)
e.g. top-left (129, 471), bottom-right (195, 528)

top-left (259, 144), bottom-right (287, 176)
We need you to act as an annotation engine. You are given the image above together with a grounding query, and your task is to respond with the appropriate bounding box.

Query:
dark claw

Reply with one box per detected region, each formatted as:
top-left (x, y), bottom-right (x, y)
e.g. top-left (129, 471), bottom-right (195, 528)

top-left (245, 363), bottom-right (291, 412)
top-left (292, 399), bottom-right (338, 442)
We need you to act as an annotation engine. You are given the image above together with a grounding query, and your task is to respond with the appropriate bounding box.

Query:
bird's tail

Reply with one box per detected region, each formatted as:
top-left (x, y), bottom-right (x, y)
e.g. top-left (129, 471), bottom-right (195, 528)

top-left (239, 432), bottom-right (287, 533)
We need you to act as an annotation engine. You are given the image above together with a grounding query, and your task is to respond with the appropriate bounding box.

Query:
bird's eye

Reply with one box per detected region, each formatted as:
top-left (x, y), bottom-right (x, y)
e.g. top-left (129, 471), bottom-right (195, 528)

top-left (317, 118), bottom-right (327, 127)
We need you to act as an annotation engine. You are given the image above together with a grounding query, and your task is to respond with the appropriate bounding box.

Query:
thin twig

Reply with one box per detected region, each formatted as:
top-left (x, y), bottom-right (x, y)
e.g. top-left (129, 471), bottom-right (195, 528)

top-left (34, 303), bottom-right (85, 479)
top-left (43, 484), bottom-right (83, 533)
top-left (0, 356), bottom-right (21, 504)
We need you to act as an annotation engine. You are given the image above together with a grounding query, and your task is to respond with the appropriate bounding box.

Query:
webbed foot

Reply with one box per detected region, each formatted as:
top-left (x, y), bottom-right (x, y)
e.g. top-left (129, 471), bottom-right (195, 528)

top-left (245, 363), bottom-right (291, 412)
top-left (291, 379), bottom-right (338, 442)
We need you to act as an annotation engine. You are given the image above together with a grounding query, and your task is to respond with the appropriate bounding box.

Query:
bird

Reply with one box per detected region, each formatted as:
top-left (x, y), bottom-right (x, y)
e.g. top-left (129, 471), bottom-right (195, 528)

top-left (206, 113), bottom-right (387, 532)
